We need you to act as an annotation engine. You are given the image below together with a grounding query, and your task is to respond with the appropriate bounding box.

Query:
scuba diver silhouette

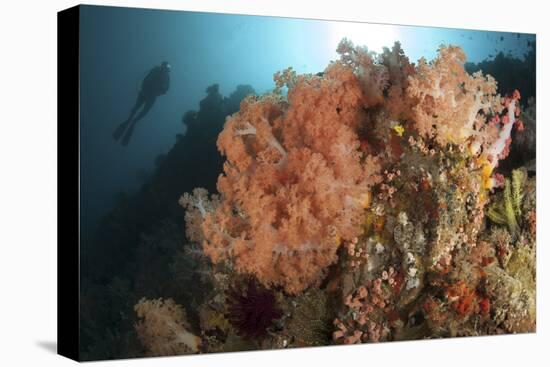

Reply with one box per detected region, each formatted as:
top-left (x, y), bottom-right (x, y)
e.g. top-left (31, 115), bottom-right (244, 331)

top-left (113, 61), bottom-right (171, 146)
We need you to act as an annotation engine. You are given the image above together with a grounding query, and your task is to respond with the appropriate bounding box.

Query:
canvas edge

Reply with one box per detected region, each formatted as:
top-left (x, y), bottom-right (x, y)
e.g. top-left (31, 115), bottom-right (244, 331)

top-left (57, 4), bottom-right (81, 362)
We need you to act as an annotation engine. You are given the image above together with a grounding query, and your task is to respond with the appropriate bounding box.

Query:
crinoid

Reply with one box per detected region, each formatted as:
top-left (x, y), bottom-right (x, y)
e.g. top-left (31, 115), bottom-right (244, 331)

top-left (487, 169), bottom-right (526, 235)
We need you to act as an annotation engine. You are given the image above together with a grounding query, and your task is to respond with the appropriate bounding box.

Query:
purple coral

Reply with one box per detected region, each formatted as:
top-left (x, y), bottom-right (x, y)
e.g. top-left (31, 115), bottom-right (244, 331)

top-left (226, 279), bottom-right (282, 339)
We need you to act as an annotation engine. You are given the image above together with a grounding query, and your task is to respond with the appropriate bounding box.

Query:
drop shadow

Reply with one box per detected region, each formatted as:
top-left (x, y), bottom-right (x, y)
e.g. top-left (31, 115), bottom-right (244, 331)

top-left (36, 340), bottom-right (57, 354)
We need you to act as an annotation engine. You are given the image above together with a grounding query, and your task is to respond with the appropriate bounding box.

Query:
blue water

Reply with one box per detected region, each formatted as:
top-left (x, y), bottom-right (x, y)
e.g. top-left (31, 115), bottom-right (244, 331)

top-left (79, 5), bottom-right (535, 240)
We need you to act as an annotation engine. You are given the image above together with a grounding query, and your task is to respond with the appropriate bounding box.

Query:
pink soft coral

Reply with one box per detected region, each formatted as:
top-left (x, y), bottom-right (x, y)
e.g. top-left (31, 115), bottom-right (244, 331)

top-left (407, 46), bottom-right (503, 149)
top-left (406, 46), bottom-right (524, 187)
top-left (336, 38), bottom-right (389, 107)
top-left (180, 42), bottom-right (522, 294)
top-left (186, 62), bottom-right (381, 294)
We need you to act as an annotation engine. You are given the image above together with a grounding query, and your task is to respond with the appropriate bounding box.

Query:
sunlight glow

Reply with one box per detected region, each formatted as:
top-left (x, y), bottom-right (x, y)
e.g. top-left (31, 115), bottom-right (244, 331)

top-left (328, 21), bottom-right (400, 56)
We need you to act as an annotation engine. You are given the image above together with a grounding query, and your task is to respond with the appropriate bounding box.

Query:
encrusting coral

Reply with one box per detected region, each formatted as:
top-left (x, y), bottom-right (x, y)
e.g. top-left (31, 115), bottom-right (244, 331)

top-left (284, 288), bottom-right (335, 346)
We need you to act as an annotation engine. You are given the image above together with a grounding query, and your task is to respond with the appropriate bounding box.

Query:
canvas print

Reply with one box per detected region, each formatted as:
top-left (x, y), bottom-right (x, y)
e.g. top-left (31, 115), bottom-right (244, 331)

top-left (69, 5), bottom-right (536, 361)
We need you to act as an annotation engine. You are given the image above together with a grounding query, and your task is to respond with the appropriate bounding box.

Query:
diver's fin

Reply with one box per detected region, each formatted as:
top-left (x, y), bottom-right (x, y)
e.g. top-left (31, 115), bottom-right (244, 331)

top-left (113, 120), bottom-right (129, 141)
top-left (121, 124), bottom-right (135, 146)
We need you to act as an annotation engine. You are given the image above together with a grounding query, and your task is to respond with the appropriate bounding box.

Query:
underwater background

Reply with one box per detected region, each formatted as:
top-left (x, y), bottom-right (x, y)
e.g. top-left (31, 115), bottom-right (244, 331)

top-left (79, 5), bottom-right (535, 360)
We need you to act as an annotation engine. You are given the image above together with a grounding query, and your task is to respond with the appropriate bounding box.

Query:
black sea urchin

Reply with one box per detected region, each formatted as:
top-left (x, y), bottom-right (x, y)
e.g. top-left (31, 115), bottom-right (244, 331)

top-left (226, 279), bottom-right (282, 339)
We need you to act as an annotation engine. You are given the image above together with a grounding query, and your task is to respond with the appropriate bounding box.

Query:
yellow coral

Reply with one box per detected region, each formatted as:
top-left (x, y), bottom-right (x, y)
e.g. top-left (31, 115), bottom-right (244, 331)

top-left (393, 124), bottom-right (405, 137)
top-left (358, 191), bottom-right (372, 209)
top-left (486, 169), bottom-right (525, 235)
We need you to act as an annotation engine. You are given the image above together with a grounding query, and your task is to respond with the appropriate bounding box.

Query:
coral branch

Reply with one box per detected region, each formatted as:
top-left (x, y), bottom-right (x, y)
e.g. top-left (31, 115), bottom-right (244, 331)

top-left (485, 91), bottom-right (521, 169)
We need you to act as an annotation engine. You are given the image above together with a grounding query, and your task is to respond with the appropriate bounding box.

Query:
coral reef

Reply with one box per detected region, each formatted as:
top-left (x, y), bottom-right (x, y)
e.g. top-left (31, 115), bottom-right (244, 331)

top-left (170, 39), bottom-right (536, 355)
top-left (82, 38), bottom-right (536, 359)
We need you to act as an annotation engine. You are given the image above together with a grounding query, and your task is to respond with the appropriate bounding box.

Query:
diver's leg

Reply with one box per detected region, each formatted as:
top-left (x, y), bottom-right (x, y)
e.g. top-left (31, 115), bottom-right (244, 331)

top-left (131, 96), bottom-right (156, 124)
top-left (113, 93), bottom-right (145, 141)
top-left (113, 120), bottom-right (131, 141)
top-left (121, 97), bottom-right (156, 146)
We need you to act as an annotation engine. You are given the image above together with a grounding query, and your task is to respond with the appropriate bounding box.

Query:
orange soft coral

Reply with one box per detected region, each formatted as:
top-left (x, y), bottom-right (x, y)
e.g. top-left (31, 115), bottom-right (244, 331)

top-left (191, 62), bottom-right (381, 294)
top-left (179, 188), bottom-right (220, 244)
top-left (180, 42), bottom-right (521, 295)
top-left (336, 38), bottom-right (389, 107)
top-left (378, 41), bottom-right (416, 121)
top-left (134, 298), bottom-right (201, 356)
top-left (407, 45), bottom-right (503, 149)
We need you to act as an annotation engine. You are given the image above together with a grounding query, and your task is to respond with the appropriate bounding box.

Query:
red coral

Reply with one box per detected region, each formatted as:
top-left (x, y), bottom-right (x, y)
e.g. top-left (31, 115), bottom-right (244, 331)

top-left (446, 281), bottom-right (476, 318)
top-left (478, 298), bottom-right (490, 315)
